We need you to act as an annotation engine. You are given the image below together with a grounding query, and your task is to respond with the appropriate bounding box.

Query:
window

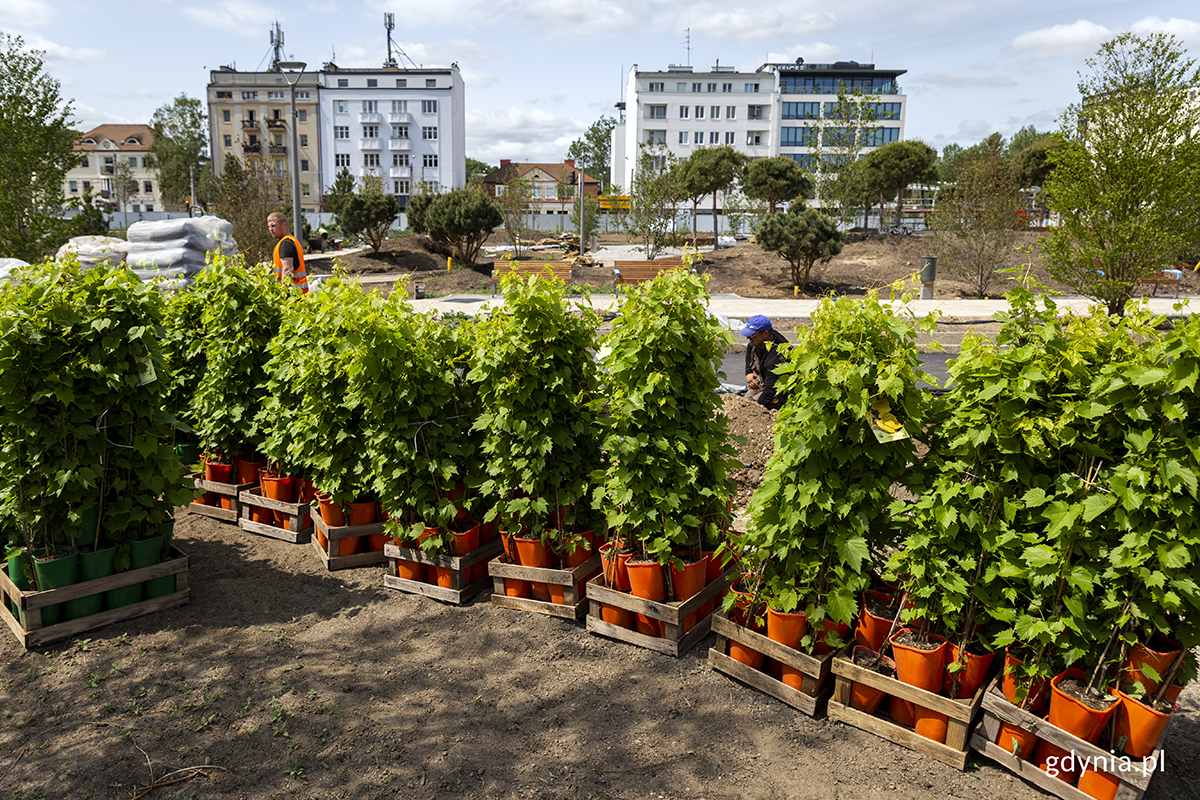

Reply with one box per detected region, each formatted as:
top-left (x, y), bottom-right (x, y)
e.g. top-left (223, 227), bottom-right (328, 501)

top-left (242, 91), bottom-right (257, 99)
top-left (69, 181), bottom-right (77, 193)
top-left (81, 156), bottom-right (88, 167)
top-left (495, 185), bottom-right (506, 196)
top-left (363, 125), bottom-right (379, 138)
top-left (146, 205), bottom-right (153, 212)
top-left (271, 109), bottom-right (283, 121)
top-left (337, 79), bottom-right (348, 87)
top-left (82, 180), bottom-right (91, 191)
top-left (823, 127), bottom-right (855, 147)
top-left (780, 127), bottom-right (816, 147)
top-left (391, 125), bottom-right (409, 138)
top-left (223, 134), bottom-right (232, 147)
top-left (646, 105), bottom-right (666, 119)
top-left (392, 100), bottom-right (407, 113)
top-left (367, 79), bottom-right (377, 88)
top-left (247, 134), bottom-right (257, 145)
top-left (396, 79), bottom-right (406, 87)
top-left (782, 102), bottom-right (821, 120)
top-left (392, 153), bottom-right (409, 167)
top-left (335, 153), bottom-right (350, 168)
top-left (694, 132), bottom-right (703, 144)
top-left (273, 133), bottom-right (284, 146)
top-left (679, 131), bottom-right (689, 144)
top-left (301, 183), bottom-right (310, 197)
top-left (711, 106), bottom-right (720, 119)
top-left (748, 106), bottom-right (763, 120)
top-left (222, 110), bottom-right (231, 123)
top-left (364, 153), bottom-right (380, 167)
top-left (422, 126), bottom-right (438, 140)
top-left (676, 82), bottom-right (687, 91)
top-left (299, 134), bottom-right (308, 147)
top-left (680, 105), bottom-right (689, 119)
top-left (141, 157), bottom-right (148, 168)
top-left (298, 110), bottom-right (307, 123)
top-left (709, 131), bottom-right (719, 144)
top-left (216, 91), bottom-right (232, 98)
top-left (334, 126), bottom-right (349, 139)
top-left (421, 100), bottom-right (437, 113)
top-left (143, 180), bottom-right (152, 193)
top-left (692, 82), bottom-right (702, 92)
top-left (726, 106), bottom-right (736, 119)
top-left (426, 79), bottom-right (436, 88)
top-left (648, 82), bottom-right (664, 92)
top-left (394, 180), bottom-right (410, 194)
top-left (747, 131), bottom-right (763, 145)
top-left (363, 100), bottom-right (378, 112)
top-left (300, 159), bottom-right (309, 172)
top-left (722, 83), bottom-right (733, 92)
top-left (695, 106), bottom-right (704, 119)
top-left (423, 153), bottom-right (438, 168)
top-left (128, 156), bottom-right (137, 166)
top-left (296, 91), bottom-right (309, 100)
top-left (647, 130), bottom-right (666, 143)
top-left (268, 91), bottom-right (284, 99)
top-left (334, 100), bottom-right (348, 113)
top-left (744, 83), bottom-right (759, 93)
top-left (862, 127), bottom-right (901, 147)
top-left (707, 83), bottom-right (717, 92)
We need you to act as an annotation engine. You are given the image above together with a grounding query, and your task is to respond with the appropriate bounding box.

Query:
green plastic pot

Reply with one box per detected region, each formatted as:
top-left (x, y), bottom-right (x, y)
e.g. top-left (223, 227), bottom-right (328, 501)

top-left (145, 525), bottom-right (176, 599)
top-left (73, 505), bottom-right (100, 548)
top-left (64, 545), bottom-right (117, 619)
top-left (6, 552), bottom-right (32, 624)
top-left (33, 550), bottom-right (79, 626)
top-left (106, 534), bottom-right (165, 608)
top-left (175, 442), bottom-right (200, 471)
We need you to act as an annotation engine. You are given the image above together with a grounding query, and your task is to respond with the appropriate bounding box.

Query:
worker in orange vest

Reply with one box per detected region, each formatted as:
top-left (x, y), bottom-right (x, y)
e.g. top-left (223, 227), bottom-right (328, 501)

top-left (267, 212), bottom-right (308, 293)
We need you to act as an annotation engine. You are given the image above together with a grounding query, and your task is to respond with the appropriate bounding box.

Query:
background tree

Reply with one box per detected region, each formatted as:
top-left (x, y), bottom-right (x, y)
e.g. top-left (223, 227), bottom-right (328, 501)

top-left (674, 145), bottom-right (747, 248)
top-left (321, 167), bottom-right (356, 220)
top-left (743, 155), bottom-right (814, 214)
top-left (496, 168), bottom-right (536, 259)
top-left (1045, 32), bottom-right (1200, 315)
top-left (149, 94), bottom-right (212, 210)
top-left (929, 136), bottom-right (1025, 297)
top-left (423, 186), bottom-right (503, 267)
top-left (937, 142), bottom-right (966, 183)
top-left (807, 89), bottom-right (892, 228)
top-left (568, 190), bottom-right (600, 247)
top-left (721, 190), bottom-right (767, 238)
top-left (566, 115), bottom-right (617, 193)
top-left (622, 141), bottom-right (682, 260)
top-left (340, 174), bottom-right (400, 252)
top-left (756, 203), bottom-right (846, 290)
top-left (465, 158), bottom-right (495, 186)
top-left (0, 33), bottom-right (80, 262)
top-left (860, 139), bottom-right (939, 227)
top-left (213, 156), bottom-right (282, 265)
top-left (112, 159), bottom-right (138, 214)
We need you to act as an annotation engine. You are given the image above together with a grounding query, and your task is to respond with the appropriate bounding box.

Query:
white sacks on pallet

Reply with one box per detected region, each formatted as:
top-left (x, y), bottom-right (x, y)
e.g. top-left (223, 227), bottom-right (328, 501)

top-left (123, 216), bottom-right (239, 289)
top-left (0, 258), bottom-right (29, 283)
top-left (55, 236), bottom-right (129, 270)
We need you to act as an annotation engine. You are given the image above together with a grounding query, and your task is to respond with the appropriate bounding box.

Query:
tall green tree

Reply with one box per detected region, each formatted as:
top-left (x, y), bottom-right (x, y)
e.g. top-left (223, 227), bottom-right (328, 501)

top-left (423, 186), bottom-right (503, 266)
top-left (0, 33), bottom-right (80, 262)
top-left (149, 94), bottom-right (212, 210)
top-left (674, 146), bottom-right (747, 248)
top-left (566, 115), bottom-right (617, 193)
top-left (622, 141), bottom-right (682, 260)
top-left (742, 156), bottom-right (814, 214)
top-left (321, 167), bottom-right (356, 218)
top-left (113, 159), bottom-right (138, 213)
top-left (756, 203), bottom-right (846, 290)
top-left (1045, 32), bottom-right (1200, 315)
top-left (465, 158), bottom-right (495, 186)
top-left (340, 176), bottom-right (400, 253)
top-left (496, 168), bottom-right (536, 259)
top-left (213, 156), bottom-right (283, 265)
top-left (807, 89), bottom-right (892, 227)
top-left (861, 139), bottom-right (939, 227)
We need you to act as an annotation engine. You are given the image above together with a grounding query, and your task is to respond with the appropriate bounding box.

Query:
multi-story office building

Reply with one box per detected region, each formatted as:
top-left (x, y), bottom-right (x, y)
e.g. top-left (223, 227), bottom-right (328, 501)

top-left (612, 60), bottom-right (906, 192)
top-left (63, 125), bottom-right (162, 212)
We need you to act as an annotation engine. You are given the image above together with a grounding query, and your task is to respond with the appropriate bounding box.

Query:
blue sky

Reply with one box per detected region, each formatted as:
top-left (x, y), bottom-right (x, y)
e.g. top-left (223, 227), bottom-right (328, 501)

top-left (5, 0), bottom-right (1198, 165)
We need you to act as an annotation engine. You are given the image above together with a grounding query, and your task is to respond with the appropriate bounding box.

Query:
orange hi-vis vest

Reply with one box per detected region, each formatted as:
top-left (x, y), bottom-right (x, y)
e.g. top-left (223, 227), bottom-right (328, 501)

top-left (272, 234), bottom-right (309, 292)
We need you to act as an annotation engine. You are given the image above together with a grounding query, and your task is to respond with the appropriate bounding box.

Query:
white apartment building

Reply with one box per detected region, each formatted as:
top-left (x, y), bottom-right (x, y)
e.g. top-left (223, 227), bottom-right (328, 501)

top-left (318, 65), bottom-right (465, 207)
top-left (612, 60), bottom-right (907, 192)
top-left (63, 125), bottom-right (163, 212)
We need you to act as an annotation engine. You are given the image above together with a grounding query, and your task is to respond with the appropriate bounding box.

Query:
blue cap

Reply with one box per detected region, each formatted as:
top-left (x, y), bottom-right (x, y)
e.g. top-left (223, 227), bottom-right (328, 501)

top-left (740, 315), bottom-right (772, 338)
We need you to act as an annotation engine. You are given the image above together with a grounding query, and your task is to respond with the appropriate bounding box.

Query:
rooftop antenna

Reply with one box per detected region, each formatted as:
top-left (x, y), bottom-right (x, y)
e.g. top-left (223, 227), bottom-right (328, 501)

top-left (269, 21), bottom-right (285, 71)
top-left (683, 28), bottom-right (691, 67)
top-left (383, 12), bottom-right (419, 69)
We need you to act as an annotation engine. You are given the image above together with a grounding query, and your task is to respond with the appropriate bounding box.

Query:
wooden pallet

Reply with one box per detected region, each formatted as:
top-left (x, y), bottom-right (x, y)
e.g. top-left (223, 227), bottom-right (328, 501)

top-left (488, 552), bottom-right (603, 620)
top-left (827, 645), bottom-right (994, 770)
top-left (237, 487), bottom-right (313, 544)
top-left (187, 473), bottom-right (255, 523)
top-left (707, 610), bottom-right (835, 718)
top-left (584, 567), bottom-right (736, 657)
top-left (382, 539), bottom-right (502, 604)
top-left (0, 548), bottom-right (191, 647)
top-left (970, 676), bottom-right (1165, 800)
top-left (310, 513), bottom-right (387, 571)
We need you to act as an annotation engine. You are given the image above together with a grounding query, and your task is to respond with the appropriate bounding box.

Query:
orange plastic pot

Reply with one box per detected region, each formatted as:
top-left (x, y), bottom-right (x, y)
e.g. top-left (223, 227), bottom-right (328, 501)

top-left (890, 629), bottom-right (948, 693)
top-left (205, 460), bottom-right (233, 508)
top-left (1112, 689), bottom-right (1174, 758)
top-left (670, 554), bottom-right (708, 632)
top-left (394, 558), bottom-right (426, 583)
top-left (887, 696), bottom-right (916, 727)
top-left (236, 458), bottom-right (266, 486)
top-left (1122, 637), bottom-right (1181, 695)
top-left (849, 646), bottom-right (894, 714)
top-left (599, 542), bottom-right (631, 592)
top-left (944, 644), bottom-right (997, 699)
top-left (317, 493), bottom-right (345, 526)
top-left (500, 531), bottom-right (531, 597)
top-left (1002, 648), bottom-right (1049, 715)
top-left (994, 720), bottom-right (1039, 760)
top-left (249, 505), bottom-right (273, 524)
top-left (1077, 767), bottom-right (1121, 800)
top-left (856, 589), bottom-right (897, 652)
top-left (767, 606), bottom-right (808, 690)
top-left (914, 706), bottom-right (949, 743)
top-left (1048, 667), bottom-right (1117, 744)
top-left (814, 617), bottom-right (850, 656)
top-left (514, 536), bottom-right (552, 601)
top-left (262, 475), bottom-right (297, 527)
top-left (562, 530), bottom-right (594, 569)
top-left (626, 559), bottom-right (665, 637)
top-left (600, 603), bottom-right (634, 630)
top-left (697, 549), bottom-right (722, 618)
top-left (1033, 737), bottom-right (1078, 783)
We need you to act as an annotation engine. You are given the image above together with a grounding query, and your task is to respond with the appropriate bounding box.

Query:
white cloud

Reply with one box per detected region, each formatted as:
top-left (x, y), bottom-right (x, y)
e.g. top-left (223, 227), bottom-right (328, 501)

top-left (359, 0), bottom-right (637, 34)
top-left (0, 0), bottom-right (54, 26)
top-left (915, 72), bottom-right (1019, 89)
top-left (1130, 16), bottom-right (1200, 43)
top-left (764, 43), bottom-right (843, 66)
top-left (16, 33), bottom-right (106, 64)
top-left (1006, 19), bottom-right (1112, 61)
top-left (464, 107), bottom-right (585, 162)
top-left (686, 6), bottom-right (837, 44)
top-left (180, 0), bottom-right (277, 38)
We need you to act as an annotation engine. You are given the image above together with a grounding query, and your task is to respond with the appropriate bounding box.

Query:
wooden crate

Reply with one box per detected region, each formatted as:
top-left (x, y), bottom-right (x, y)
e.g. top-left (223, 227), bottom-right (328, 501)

top-left (0, 548), bottom-right (190, 648)
top-left (827, 645), bottom-right (995, 769)
top-left (584, 567), bottom-right (736, 657)
top-left (707, 610), bottom-right (835, 718)
top-left (488, 552), bottom-right (603, 620)
top-left (187, 473), bottom-right (255, 523)
top-left (382, 539), bottom-right (503, 604)
top-left (310, 513), bottom-right (387, 571)
top-left (237, 487), bottom-right (313, 544)
top-left (969, 676), bottom-right (1166, 800)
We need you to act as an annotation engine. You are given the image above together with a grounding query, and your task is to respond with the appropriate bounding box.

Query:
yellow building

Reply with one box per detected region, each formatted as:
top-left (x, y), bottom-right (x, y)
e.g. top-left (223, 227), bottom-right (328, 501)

top-left (63, 124), bottom-right (161, 212)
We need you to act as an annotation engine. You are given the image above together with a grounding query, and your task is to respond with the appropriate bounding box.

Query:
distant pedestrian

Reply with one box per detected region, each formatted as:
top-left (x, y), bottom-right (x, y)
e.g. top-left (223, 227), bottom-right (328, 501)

top-left (267, 212), bottom-right (308, 293)
top-left (741, 315), bottom-right (790, 409)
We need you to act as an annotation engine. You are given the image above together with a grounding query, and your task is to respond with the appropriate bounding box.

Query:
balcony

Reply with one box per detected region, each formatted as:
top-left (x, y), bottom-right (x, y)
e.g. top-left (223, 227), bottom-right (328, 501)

top-left (266, 119), bottom-right (286, 129)
top-left (359, 167), bottom-right (383, 179)
top-left (360, 138), bottom-right (382, 150)
top-left (388, 138), bottom-right (410, 151)
top-left (359, 112), bottom-right (383, 124)
top-left (242, 118), bottom-right (259, 129)
top-left (243, 143), bottom-right (261, 154)
top-left (389, 166), bottom-right (411, 178)
top-left (268, 145), bottom-right (287, 155)
top-left (388, 112), bottom-right (412, 124)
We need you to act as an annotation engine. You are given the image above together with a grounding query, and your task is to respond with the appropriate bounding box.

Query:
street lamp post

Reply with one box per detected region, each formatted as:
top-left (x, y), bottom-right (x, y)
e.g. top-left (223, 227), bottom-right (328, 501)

top-left (278, 61), bottom-right (307, 245)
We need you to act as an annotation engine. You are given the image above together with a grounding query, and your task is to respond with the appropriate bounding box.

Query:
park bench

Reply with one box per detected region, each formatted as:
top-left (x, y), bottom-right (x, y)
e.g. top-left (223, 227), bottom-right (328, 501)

top-left (611, 259), bottom-right (689, 289)
top-left (1140, 268), bottom-right (1184, 298)
top-left (490, 260), bottom-right (573, 296)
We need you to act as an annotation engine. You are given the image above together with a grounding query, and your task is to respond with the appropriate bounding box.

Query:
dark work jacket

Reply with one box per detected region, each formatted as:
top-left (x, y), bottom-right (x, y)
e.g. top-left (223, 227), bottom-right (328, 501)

top-left (744, 329), bottom-right (791, 409)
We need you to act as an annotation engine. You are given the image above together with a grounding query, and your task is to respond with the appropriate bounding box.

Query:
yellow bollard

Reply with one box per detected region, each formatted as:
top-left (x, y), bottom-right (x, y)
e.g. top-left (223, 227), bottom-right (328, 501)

top-left (794, 285), bottom-right (799, 296)
top-left (447, 256), bottom-right (452, 272)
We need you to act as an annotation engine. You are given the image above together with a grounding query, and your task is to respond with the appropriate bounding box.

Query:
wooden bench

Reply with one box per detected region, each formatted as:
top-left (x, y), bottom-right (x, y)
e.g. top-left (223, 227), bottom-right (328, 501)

top-left (490, 260), bottom-right (573, 295)
top-left (611, 259), bottom-right (689, 288)
top-left (1140, 268), bottom-right (1183, 298)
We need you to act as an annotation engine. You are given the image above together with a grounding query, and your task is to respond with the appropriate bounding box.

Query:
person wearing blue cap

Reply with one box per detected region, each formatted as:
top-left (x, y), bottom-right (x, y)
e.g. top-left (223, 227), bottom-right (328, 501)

top-left (740, 315), bottom-right (790, 409)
